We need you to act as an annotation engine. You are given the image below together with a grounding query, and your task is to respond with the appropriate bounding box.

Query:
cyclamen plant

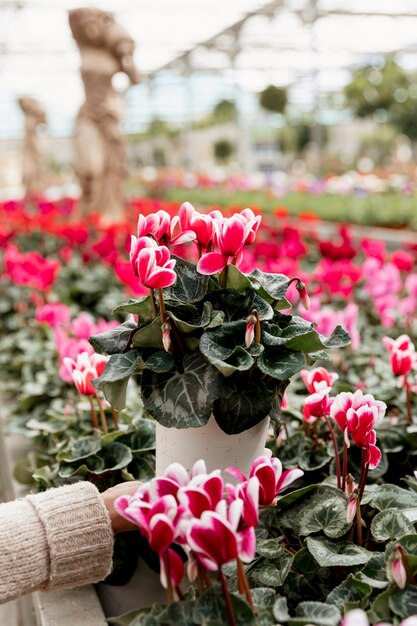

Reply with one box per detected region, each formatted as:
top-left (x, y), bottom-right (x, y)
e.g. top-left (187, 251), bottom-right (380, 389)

top-left (90, 203), bottom-right (350, 434)
top-left (115, 451), bottom-right (303, 625)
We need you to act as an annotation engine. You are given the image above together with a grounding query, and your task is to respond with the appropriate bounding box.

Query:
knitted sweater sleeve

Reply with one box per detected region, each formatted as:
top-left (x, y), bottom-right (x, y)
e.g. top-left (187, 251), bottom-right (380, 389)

top-left (0, 482), bottom-right (114, 604)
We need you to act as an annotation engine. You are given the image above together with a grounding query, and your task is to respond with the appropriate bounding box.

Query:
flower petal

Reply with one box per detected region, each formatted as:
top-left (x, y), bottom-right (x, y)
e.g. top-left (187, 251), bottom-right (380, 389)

top-left (197, 252), bottom-right (227, 275)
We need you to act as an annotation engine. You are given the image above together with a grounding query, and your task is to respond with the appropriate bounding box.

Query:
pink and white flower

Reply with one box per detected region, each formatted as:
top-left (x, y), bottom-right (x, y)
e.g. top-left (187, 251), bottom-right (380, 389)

top-left (300, 367), bottom-right (339, 394)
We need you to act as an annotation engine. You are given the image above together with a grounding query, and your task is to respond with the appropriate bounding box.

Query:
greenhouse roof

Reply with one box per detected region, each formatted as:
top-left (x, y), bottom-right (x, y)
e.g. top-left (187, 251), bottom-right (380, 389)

top-left (1, 0), bottom-right (417, 139)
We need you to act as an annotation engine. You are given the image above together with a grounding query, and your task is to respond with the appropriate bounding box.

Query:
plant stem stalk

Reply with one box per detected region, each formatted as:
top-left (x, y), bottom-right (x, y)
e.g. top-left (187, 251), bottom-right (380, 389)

top-left (150, 289), bottom-right (157, 317)
top-left (323, 415), bottom-right (341, 490)
top-left (164, 551), bottom-right (174, 604)
top-left (341, 441), bottom-right (348, 492)
top-left (356, 498), bottom-right (362, 546)
top-left (221, 264), bottom-right (229, 289)
top-left (110, 407), bottom-right (119, 430)
top-left (88, 396), bottom-right (99, 429)
top-left (219, 567), bottom-right (237, 626)
top-left (237, 558), bottom-right (255, 611)
top-left (95, 394), bottom-right (108, 435)
top-left (158, 288), bottom-right (166, 322)
top-left (357, 450), bottom-right (369, 504)
top-left (405, 379), bottom-right (413, 425)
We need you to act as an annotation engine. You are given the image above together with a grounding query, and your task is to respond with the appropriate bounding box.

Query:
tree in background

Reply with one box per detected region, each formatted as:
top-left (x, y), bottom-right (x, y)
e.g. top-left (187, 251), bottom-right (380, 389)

top-left (259, 85), bottom-right (288, 115)
top-left (345, 57), bottom-right (417, 140)
top-left (213, 139), bottom-right (235, 163)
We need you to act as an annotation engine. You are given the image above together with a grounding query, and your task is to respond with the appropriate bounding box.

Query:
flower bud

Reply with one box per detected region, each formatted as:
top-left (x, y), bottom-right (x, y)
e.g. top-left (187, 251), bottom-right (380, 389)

top-left (296, 281), bottom-right (311, 310)
top-left (162, 321), bottom-right (172, 353)
top-left (347, 494), bottom-right (357, 524)
top-left (245, 314), bottom-right (257, 348)
top-left (389, 546), bottom-right (407, 589)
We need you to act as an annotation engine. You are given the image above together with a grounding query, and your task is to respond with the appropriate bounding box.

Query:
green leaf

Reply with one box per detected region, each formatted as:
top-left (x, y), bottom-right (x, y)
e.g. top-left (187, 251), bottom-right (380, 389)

top-left (256, 538), bottom-right (286, 559)
top-left (253, 555), bottom-right (294, 588)
top-left (157, 600), bottom-right (196, 625)
top-left (258, 347), bottom-right (306, 380)
top-left (371, 484), bottom-right (417, 521)
top-left (272, 597), bottom-right (290, 622)
top-left (279, 486), bottom-right (350, 538)
top-left (247, 269), bottom-right (289, 304)
top-left (213, 375), bottom-right (273, 434)
top-left (94, 351), bottom-right (141, 410)
top-left (112, 296), bottom-right (155, 321)
top-left (360, 554), bottom-right (389, 589)
top-left (142, 354), bottom-right (220, 428)
top-left (389, 587), bottom-right (417, 619)
top-left (132, 318), bottom-right (164, 349)
top-left (371, 589), bottom-right (392, 621)
top-left (127, 419), bottom-right (156, 451)
top-left (225, 264), bottom-right (252, 291)
top-left (25, 417), bottom-right (72, 433)
top-left (205, 289), bottom-right (254, 322)
top-left (252, 293), bottom-right (274, 321)
top-left (251, 588), bottom-right (276, 609)
top-left (199, 322), bottom-right (258, 377)
top-left (32, 465), bottom-right (59, 490)
top-left (326, 574), bottom-right (373, 611)
top-left (288, 601), bottom-right (341, 626)
top-left (97, 442), bottom-right (133, 473)
top-left (57, 433), bottom-right (102, 462)
top-left (144, 351), bottom-right (175, 373)
top-left (306, 537), bottom-right (373, 567)
top-left (167, 302), bottom-right (222, 334)
top-left (89, 320), bottom-right (136, 355)
top-left (285, 324), bottom-right (351, 352)
top-left (165, 256), bottom-right (209, 303)
top-left (371, 509), bottom-right (415, 542)
top-left (193, 584), bottom-right (255, 626)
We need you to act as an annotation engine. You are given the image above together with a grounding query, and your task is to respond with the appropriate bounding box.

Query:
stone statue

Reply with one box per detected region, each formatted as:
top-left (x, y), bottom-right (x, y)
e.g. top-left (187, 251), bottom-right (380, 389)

top-left (18, 96), bottom-right (46, 198)
top-left (69, 8), bottom-right (139, 221)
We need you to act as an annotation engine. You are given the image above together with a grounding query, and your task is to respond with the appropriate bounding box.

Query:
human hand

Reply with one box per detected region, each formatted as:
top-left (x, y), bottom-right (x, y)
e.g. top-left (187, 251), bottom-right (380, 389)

top-left (101, 481), bottom-right (142, 534)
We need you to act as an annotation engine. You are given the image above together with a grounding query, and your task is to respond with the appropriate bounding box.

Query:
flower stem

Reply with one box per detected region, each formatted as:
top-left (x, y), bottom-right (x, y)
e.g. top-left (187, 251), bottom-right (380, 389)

top-left (88, 396), bottom-right (99, 429)
top-left (341, 441), bottom-right (348, 492)
top-left (356, 496), bottom-right (363, 546)
top-left (405, 378), bottom-right (413, 425)
top-left (237, 558), bottom-right (255, 611)
top-left (95, 394), bottom-right (108, 435)
top-left (158, 288), bottom-right (166, 322)
top-left (110, 407), bottom-right (119, 430)
top-left (357, 450), bottom-right (369, 505)
top-left (219, 567), bottom-right (237, 626)
top-left (323, 415), bottom-right (341, 490)
top-left (221, 264), bottom-right (229, 289)
top-left (164, 551), bottom-right (174, 604)
top-left (150, 288), bottom-right (157, 317)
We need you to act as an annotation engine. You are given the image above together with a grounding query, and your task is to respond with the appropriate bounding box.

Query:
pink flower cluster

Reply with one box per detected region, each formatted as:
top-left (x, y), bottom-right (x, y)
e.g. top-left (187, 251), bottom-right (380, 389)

top-left (4, 243), bottom-right (60, 291)
top-left (331, 390), bottom-right (386, 469)
top-left (63, 351), bottom-right (109, 396)
top-left (115, 451), bottom-right (302, 592)
top-left (35, 306), bottom-right (117, 384)
top-left (301, 368), bottom-right (386, 470)
top-left (383, 334), bottom-right (417, 382)
top-left (196, 208), bottom-right (261, 275)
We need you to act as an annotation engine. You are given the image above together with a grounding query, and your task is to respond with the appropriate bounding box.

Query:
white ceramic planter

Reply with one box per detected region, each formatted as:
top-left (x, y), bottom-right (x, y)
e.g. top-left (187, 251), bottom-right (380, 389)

top-left (155, 415), bottom-right (270, 476)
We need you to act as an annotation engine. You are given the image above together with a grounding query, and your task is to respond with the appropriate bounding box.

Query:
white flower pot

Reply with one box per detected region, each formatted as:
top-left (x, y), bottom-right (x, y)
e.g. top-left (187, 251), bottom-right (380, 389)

top-left (155, 415), bottom-right (270, 476)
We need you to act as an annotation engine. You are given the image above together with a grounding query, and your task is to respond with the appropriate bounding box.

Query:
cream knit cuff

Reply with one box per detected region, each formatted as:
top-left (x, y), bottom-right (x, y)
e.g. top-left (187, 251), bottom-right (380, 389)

top-left (27, 482), bottom-right (114, 591)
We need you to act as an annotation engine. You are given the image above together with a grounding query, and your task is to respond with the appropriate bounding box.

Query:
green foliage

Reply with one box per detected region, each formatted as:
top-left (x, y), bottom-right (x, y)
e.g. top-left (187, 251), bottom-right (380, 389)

top-left (213, 139), bottom-right (235, 163)
top-left (344, 56), bottom-right (417, 139)
top-left (259, 85), bottom-right (288, 114)
top-left (93, 263), bottom-right (349, 433)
